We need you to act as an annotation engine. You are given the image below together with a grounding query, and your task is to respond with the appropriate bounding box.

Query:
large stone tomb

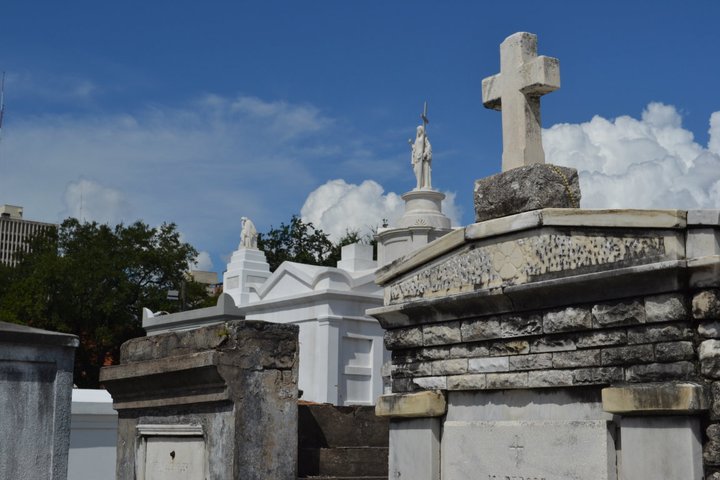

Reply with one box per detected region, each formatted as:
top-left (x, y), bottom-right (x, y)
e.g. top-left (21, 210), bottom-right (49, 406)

top-left (372, 208), bottom-right (717, 480)
top-left (100, 320), bottom-right (299, 480)
top-left (0, 321), bottom-right (78, 480)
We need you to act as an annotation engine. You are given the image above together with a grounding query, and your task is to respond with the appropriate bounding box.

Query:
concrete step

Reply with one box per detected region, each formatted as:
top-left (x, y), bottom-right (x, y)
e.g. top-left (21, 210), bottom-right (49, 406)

top-left (298, 447), bottom-right (388, 478)
top-left (298, 404), bottom-right (389, 448)
top-left (299, 477), bottom-right (387, 480)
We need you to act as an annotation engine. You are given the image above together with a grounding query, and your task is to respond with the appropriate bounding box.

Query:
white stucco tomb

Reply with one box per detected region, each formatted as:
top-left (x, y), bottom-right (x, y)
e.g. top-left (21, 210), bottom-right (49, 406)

top-left (144, 241), bottom-right (386, 406)
top-left (68, 389), bottom-right (117, 480)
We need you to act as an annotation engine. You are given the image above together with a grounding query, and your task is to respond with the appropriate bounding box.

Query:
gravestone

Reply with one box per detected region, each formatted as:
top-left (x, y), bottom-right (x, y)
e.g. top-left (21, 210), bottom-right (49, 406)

top-left (0, 321), bottom-right (78, 480)
top-left (100, 320), bottom-right (299, 480)
top-left (371, 32), bottom-right (712, 480)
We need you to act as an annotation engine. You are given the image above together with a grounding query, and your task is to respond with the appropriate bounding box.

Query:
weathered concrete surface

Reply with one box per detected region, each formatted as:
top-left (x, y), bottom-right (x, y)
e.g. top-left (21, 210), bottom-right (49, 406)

top-left (100, 320), bottom-right (298, 480)
top-left (619, 416), bottom-right (703, 480)
top-left (389, 418), bottom-right (440, 480)
top-left (0, 321), bottom-right (78, 480)
top-left (474, 164), bottom-right (580, 222)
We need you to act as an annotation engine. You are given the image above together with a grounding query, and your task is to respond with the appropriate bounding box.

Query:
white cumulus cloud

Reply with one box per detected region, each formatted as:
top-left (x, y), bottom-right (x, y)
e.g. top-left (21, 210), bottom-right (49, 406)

top-left (544, 103), bottom-right (720, 209)
top-left (190, 251), bottom-right (214, 271)
top-left (63, 179), bottom-right (129, 225)
top-left (1, 93), bottom-right (376, 271)
top-left (301, 179), bottom-right (461, 241)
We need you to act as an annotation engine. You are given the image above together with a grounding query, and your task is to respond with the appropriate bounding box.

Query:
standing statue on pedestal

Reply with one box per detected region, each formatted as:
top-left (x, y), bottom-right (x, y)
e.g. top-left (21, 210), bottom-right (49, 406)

top-left (240, 216), bottom-right (258, 249)
top-left (410, 102), bottom-right (432, 190)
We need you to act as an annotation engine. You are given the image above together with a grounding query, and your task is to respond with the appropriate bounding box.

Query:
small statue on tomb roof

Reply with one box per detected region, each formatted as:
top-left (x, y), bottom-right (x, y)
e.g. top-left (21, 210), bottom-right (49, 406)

top-left (410, 101), bottom-right (432, 190)
top-left (240, 216), bottom-right (258, 249)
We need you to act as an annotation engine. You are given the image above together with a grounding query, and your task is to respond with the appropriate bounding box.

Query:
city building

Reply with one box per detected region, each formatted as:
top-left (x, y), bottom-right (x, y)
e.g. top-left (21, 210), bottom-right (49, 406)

top-left (0, 205), bottom-right (56, 266)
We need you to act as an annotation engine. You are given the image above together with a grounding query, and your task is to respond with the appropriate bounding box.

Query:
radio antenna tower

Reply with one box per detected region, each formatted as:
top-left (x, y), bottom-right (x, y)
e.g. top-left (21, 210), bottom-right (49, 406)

top-left (0, 72), bottom-right (5, 143)
top-left (0, 71), bottom-right (6, 193)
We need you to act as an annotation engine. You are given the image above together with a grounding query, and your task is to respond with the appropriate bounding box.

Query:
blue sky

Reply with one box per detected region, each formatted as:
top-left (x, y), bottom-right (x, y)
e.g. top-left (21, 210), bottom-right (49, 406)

top-left (2, 1), bottom-right (720, 271)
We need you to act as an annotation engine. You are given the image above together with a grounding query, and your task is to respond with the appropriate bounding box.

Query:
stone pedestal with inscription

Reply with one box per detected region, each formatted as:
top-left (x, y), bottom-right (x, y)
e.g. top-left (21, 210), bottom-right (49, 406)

top-left (371, 208), bottom-right (720, 479)
top-left (100, 320), bottom-right (299, 480)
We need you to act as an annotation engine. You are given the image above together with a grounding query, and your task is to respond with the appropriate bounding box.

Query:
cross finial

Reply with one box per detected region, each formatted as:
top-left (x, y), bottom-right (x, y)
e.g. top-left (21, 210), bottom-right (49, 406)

top-left (482, 32), bottom-right (560, 172)
top-left (421, 101), bottom-right (429, 129)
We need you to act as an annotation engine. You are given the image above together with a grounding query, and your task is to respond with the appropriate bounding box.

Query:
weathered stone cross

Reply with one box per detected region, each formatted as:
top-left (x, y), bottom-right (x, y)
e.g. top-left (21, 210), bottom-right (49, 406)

top-left (482, 32), bottom-right (560, 172)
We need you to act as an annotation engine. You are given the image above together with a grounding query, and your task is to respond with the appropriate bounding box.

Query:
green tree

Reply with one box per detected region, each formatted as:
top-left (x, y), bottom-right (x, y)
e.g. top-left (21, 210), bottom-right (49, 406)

top-left (257, 215), bottom-right (375, 272)
top-left (0, 218), bottom-right (205, 387)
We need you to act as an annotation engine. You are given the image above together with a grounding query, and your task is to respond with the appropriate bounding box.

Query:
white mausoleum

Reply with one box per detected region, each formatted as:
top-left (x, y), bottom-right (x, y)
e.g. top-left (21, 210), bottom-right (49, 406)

top-left (144, 242), bottom-right (387, 406)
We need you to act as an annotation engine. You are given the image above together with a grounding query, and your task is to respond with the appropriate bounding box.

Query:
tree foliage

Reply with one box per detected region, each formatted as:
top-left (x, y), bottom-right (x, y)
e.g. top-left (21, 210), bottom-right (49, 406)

top-left (257, 215), bottom-right (372, 272)
top-left (0, 218), bottom-right (205, 387)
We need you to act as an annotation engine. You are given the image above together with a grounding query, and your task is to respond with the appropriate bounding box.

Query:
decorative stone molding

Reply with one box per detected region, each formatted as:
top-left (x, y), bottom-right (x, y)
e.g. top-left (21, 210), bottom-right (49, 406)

top-left (387, 230), bottom-right (676, 305)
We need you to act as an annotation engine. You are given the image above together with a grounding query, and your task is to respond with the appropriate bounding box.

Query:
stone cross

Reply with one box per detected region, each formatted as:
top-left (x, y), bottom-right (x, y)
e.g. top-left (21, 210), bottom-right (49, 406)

top-left (482, 32), bottom-right (560, 171)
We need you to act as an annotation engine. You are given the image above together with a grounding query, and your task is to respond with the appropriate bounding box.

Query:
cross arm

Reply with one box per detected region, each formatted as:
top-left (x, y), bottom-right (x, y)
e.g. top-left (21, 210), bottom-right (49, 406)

top-left (482, 73), bottom-right (502, 111)
top-left (519, 55), bottom-right (560, 96)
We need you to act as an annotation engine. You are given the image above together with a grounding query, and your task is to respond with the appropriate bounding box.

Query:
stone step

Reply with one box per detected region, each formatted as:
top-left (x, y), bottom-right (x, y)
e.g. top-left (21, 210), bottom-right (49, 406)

top-left (299, 477), bottom-right (387, 480)
top-left (298, 447), bottom-right (389, 478)
top-left (299, 404), bottom-right (389, 448)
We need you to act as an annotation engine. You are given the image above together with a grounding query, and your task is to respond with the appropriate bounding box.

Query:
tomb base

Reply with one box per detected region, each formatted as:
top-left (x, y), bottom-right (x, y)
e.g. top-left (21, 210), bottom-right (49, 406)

top-left (474, 163), bottom-right (581, 222)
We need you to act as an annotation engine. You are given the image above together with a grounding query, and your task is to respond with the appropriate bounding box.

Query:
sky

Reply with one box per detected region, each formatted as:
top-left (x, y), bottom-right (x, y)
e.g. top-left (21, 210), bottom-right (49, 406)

top-left (1, 1), bottom-right (720, 272)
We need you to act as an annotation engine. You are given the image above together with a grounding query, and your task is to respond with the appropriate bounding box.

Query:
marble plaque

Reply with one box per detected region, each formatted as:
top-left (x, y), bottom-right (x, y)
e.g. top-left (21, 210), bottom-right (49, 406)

top-left (143, 436), bottom-right (205, 480)
top-left (441, 420), bottom-right (616, 480)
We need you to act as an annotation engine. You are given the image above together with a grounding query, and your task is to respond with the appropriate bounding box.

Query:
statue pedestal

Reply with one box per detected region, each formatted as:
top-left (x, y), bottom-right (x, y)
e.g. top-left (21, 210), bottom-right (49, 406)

top-left (397, 189), bottom-right (452, 229)
top-left (222, 247), bottom-right (271, 306)
top-left (376, 189), bottom-right (453, 267)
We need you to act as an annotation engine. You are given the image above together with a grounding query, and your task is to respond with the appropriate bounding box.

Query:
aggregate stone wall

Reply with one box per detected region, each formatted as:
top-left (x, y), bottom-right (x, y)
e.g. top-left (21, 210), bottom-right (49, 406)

top-left (694, 289), bottom-right (720, 479)
top-left (385, 288), bottom-right (720, 478)
top-left (386, 292), bottom-right (697, 392)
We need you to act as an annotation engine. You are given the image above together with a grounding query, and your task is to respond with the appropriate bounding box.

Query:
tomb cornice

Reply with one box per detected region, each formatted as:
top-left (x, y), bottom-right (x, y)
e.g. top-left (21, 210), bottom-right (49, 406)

top-left (376, 208), bottom-right (688, 286)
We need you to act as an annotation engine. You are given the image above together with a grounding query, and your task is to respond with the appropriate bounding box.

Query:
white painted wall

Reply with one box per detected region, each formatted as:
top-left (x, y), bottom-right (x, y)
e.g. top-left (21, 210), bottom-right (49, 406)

top-left (143, 243), bottom-right (389, 406)
top-left (68, 389), bottom-right (117, 480)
